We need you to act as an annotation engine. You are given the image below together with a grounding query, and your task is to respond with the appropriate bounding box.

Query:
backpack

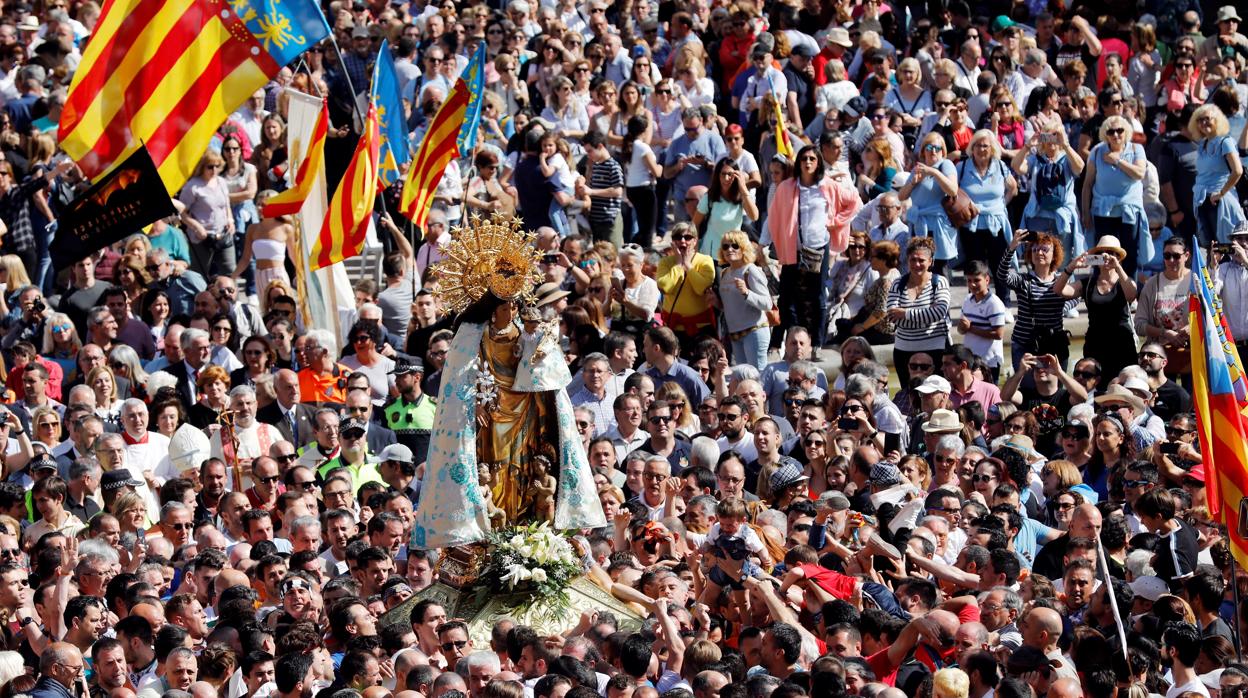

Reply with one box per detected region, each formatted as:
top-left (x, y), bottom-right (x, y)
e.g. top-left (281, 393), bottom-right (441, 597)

top-left (1033, 156), bottom-right (1067, 211)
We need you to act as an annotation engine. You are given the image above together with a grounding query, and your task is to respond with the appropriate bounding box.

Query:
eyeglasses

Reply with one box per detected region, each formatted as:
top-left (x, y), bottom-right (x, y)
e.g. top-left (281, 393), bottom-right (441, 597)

top-left (212, 325), bottom-right (232, 333)
top-left (1176, 62), bottom-right (1194, 68)
top-left (648, 415), bottom-right (673, 425)
top-left (972, 474), bottom-right (996, 482)
top-left (870, 113), bottom-right (889, 121)
top-left (909, 362), bottom-right (933, 370)
top-left (0, 549), bottom-right (20, 560)
top-left (168, 522), bottom-right (193, 530)
top-left (1163, 253), bottom-right (1184, 261)
top-left (804, 439), bottom-right (825, 448)
top-left (642, 471), bottom-right (667, 480)
top-left (352, 335), bottom-right (372, 344)
top-left (576, 420), bottom-right (592, 430)
top-left (792, 523), bottom-right (811, 533)
top-left (275, 453), bottom-right (298, 463)
top-left (722, 243), bottom-right (740, 251)
top-left (441, 640), bottom-right (469, 651)
top-left (847, 244), bottom-right (867, 250)
top-left (1166, 427), bottom-right (1193, 438)
top-left (655, 88), bottom-right (671, 95)
top-left (1061, 430), bottom-right (1088, 439)
top-left (783, 398), bottom-right (804, 406)
top-left (1123, 479), bottom-right (1151, 489)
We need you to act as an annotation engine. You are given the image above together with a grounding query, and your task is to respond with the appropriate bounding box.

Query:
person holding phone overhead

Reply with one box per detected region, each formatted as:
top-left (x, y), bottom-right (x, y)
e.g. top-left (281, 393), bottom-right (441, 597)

top-left (998, 230), bottom-right (1080, 371)
top-left (1054, 236), bottom-right (1137, 380)
top-left (1011, 123), bottom-right (1085, 268)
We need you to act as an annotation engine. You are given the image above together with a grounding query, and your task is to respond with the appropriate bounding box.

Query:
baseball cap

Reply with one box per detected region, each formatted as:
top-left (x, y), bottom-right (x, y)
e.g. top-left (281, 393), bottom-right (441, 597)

top-left (1129, 575), bottom-right (1168, 602)
top-left (379, 444), bottom-right (414, 464)
top-left (869, 461), bottom-right (902, 487)
top-left (790, 43), bottom-right (817, 58)
top-left (351, 24), bottom-right (370, 39)
top-left (818, 490), bottom-right (851, 510)
top-left (915, 375), bottom-right (952, 395)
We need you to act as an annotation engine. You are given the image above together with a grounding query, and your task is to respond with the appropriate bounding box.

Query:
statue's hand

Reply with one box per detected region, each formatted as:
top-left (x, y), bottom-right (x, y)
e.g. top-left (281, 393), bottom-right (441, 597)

top-left (475, 404), bottom-right (489, 427)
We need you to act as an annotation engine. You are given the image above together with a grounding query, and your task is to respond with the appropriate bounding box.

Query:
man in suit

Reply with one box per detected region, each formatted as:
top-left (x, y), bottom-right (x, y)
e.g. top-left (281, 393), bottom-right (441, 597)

top-left (257, 369), bottom-right (316, 448)
top-left (342, 388), bottom-right (396, 455)
top-left (155, 328), bottom-right (212, 413)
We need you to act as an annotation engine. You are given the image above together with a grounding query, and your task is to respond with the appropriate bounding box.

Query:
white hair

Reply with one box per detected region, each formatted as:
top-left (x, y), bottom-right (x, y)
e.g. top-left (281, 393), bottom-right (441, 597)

top-left (146, 371), bottom-right (178, 396)
top-left (305, 328), bottom-right (337, 357)
top-left (462, 651), bottom-right (501, 674)
top-left (755, 508), bottom-right (787, 534)
top-left (180, 327), bottom-right (209, 351)
top-left (229, 385), bottom-right (256, 400)
top-left (688, 436), bottom-right (720, 470)
top-left (727, 364), bottom-right (760, 384)
top-left (77, 540), bottom-right (120, 566)
top-left (1126, 549), bottom-right (1156, 579)
top-left (120, 398), bottom-right (147, 416)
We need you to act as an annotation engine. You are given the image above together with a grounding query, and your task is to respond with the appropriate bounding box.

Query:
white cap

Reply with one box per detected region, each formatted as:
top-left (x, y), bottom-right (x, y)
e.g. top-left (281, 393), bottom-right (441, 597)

top-left (915, 375), bottom-right (952, 394)
top-left (1129, 575), bottom-right (1168, 602)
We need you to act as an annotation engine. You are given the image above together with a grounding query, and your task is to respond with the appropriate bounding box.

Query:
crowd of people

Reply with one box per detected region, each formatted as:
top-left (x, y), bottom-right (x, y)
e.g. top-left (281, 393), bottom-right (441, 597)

top-left (0, 0), bottom-right (1245, 696)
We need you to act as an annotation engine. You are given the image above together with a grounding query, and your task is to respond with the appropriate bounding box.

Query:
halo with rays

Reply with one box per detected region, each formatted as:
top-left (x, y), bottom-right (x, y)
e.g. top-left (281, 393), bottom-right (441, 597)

top-left (431, 213), bottom-right (543, 314)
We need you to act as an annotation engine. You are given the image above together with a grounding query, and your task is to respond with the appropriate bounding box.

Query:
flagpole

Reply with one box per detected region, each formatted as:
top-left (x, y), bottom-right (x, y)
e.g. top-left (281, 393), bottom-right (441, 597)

top-left (1095, 536), bottom-right (1130, 665)
top-left (327, 37), bottom-right (368, 128)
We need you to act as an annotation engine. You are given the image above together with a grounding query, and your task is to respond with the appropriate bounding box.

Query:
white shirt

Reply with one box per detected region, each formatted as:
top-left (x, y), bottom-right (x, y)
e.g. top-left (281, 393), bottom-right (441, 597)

top-left (1166, 679), bottom-right (1209, 698)
top-left (717, 432), bottom-right (757, 463)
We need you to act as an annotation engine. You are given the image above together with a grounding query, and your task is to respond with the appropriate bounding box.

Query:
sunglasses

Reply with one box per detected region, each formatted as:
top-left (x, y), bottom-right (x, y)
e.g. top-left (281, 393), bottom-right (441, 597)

top-left (718, 412), bottom-right (742, 421)
top-left (972, 474), bottom-right (996, 482)
top-left (1123, 479), bottom-right (1151, 489)
top-left (1073, 370), bottom-right (1098, 380)
top-left (258, 475), bottom-right (280, 484)
top-left (1163, 253), bottom-right (1184, 260)
top-left (909, 362), bottom-right (933, 370)
top-left (648, 415), bottom-right (673, 425)
top-left (722, 243), bottom-right (740, 250)
top-left (1106, 128), bottom-right (1125, 136)
top-left (275, 453), bottom-right (298, 463)
top-left (674, 234), bottom-right (696, 241)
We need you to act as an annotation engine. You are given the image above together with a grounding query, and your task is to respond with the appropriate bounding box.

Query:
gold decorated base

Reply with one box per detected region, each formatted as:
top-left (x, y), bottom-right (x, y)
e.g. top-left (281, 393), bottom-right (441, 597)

top-left (381, 573), bottom-right (644, 645)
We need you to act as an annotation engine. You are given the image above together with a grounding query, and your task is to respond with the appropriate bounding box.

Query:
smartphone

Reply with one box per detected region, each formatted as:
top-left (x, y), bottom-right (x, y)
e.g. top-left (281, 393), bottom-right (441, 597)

top-left (1023, 230), bottom-right (1038, 242)
top-left (542, 253), bottom-right (559, 264)
top-left (1086, 253), bottom-right (1106, 266)
top-left (1161, 441), bottom-right (1180, 455)
top-left (1039, 133), bottom-right (1056, 145)
top-left (838, 417), bottom-right (858, 430)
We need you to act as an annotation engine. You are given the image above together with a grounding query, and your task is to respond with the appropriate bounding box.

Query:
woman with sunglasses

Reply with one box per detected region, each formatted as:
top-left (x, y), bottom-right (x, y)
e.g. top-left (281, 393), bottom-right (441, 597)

top-left (1189, 104), bottom-right (1245, 247)
top-left (692, 159), bottom-right (758, 258)
top-left (897, 133), bottom-right (958, 274)
top-left (1159, 53), bottom-right (1206, 117)
top-left (656, 222), bottom-right (717, 350)
top-left (715, 229), bottom-right (770, 370)
top-left (231, 335), bottom-right (276, 389)
top-left (108, 345), bottom-right (150, 402)
top-left (40, 311), bottom-right (81, 380)
top-left (178, 151), bottom-right (235, 278)
top-left (827, 233), bottom-right (878, 340)
top-left (767, 144), bottom-right (861, 351)
top-left (1011, 122), bottom-right (1085, 265)
top-left (1080, 115), bottom-right (1148, 277)
top-left (340, 320), bottom-right (395, 407)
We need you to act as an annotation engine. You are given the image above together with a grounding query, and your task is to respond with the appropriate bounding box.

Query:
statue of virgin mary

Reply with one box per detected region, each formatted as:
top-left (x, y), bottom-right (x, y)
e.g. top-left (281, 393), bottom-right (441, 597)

top-left (410, 215), bottom-right (605, 550)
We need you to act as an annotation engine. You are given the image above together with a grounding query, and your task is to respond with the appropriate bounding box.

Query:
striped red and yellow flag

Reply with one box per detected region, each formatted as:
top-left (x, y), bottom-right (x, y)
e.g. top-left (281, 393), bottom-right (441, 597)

top-left (263, 100), bottom-right (328, 218)
top-left (309, 103), bottom-right (380, 271)
top-left (1189, 246), bottom-right (1248, 569)
top-left (59, 0), bottom-right (280, 194)
top-left (399, 78), bottom-right (469, 228)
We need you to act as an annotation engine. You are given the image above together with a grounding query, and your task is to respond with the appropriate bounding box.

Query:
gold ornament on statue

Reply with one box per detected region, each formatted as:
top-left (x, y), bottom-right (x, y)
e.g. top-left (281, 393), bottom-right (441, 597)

top-left (432, 213), bottom-right (542, 314)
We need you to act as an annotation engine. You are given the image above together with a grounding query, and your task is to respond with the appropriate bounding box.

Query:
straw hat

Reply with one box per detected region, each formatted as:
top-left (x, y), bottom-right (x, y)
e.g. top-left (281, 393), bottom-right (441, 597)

top-left (1093, 384), bottom-right (1146, 417)
top-left (1088, 235), bottom-right (1127, 260)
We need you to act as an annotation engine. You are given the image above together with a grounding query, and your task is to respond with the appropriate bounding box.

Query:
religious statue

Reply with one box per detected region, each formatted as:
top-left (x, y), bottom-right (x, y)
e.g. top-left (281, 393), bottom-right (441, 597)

top-left (410, 215), bottom-right (606, 550)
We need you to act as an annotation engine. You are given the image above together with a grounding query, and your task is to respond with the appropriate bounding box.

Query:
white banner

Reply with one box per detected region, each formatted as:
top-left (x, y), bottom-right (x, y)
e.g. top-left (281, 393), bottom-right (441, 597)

top-left (285, 90), bottom-right (355, 345)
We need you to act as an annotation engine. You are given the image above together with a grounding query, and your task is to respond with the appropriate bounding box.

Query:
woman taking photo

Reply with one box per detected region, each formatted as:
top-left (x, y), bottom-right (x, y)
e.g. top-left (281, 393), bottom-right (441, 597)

top-left (656, 222), bottom-right (716, 351)
top-left (1081, 115), bottom-right (1148, 276)
top-left (1190, 104), bottom-right (1245, 247)
top-left (885, 236), bottom-right (950, 388)
top-left (1011, 123), bottom-right (1085, 265)
top-left (766, 144), bottom-right (861, 352)
top-left (693, 158), bottom-right (759, 257)
top-left (958, 130), bottom-right (1017, 280)
top-left (622, 116), bottom-right (662, 249)
top-left (897, 133), bottom-right (958, 274)
top-left (716, 229), bottom-right (771, 370)
top-left (1055, 237), bottom-right (1137, 379)
top-left (997, 230), bottom-right (1080, 370)
top-left (856, 137), bottom-right (900, 200)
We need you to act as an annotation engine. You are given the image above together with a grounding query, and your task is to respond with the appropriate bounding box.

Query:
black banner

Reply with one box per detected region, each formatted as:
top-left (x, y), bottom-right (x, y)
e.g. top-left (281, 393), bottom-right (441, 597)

top-left (50, 145), bottom-right (176, 270)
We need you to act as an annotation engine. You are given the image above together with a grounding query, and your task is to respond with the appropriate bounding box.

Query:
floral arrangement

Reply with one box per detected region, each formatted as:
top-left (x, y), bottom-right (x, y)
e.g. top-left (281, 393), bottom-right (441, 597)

top-left (477, 522), bottom-right (583, 616)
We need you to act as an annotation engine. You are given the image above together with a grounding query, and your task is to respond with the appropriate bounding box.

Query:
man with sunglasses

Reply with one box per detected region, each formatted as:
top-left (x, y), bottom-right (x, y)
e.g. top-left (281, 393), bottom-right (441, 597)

top-left (636, 402), bottom-right (691, 477)
top-left (1136, 341), bottom-right (1191, 422)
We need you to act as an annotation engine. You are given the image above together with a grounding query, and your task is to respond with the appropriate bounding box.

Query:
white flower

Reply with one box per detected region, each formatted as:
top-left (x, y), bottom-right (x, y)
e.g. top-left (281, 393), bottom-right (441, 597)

top-left (500, 563), bottom-right (533, 588)
top-left (509, 535), bottom-right (525, 548)
top-left (530, 568), bottom-right (548, 583)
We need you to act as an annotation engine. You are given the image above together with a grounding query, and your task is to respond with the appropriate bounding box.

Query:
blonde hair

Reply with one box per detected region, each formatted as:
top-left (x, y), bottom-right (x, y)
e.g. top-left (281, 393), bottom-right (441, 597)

top-left (969, 128), bottom-right (1002, 159)
top-left (27, 132), bottom-right (56, 163)
top-left (110, 491), bottom-right (146, 519)
top-left (86, 365), bottom-right (117, 404)
top-left (1041, 459), bottom-right (1083, 490)
top-left (717, 230), bottom-right (757, 265)
top-left (1099, 114), bottom-right (1134, 142)
top-left (864, 136), bottom-right (899, 170)
top-left (1189, 104), bottom-right (1230, 138)
top-left (42, 312), bottom-right (81, 354)
top-left (0, 255), bottom-right (32, 289)
top-left (199, 151), bottom-right (225, 175)
top-left (933, 668), bottom-right (970, 698)
top-left (656, 381), bottom-right (695, 431)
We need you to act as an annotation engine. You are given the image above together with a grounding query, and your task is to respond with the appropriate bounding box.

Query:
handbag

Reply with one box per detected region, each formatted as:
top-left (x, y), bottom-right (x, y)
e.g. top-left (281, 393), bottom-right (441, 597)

top-left (795, 194), bottom-right (827, 274)
top-left (943, 161), bottom-right (979, 229)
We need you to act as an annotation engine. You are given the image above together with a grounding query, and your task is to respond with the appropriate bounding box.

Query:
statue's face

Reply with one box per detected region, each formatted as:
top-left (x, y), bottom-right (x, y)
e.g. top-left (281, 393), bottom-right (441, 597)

top-left (494, 301), bottom-right (517, 325)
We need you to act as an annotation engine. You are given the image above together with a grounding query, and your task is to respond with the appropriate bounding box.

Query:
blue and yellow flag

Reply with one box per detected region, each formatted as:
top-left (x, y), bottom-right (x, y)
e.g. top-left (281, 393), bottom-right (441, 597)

top-left (456, 43), bottom-right (487, 154)
top-left (231, 0), bottom-right (331, 68)
top-left (372, 39), bottom-right (412, 187)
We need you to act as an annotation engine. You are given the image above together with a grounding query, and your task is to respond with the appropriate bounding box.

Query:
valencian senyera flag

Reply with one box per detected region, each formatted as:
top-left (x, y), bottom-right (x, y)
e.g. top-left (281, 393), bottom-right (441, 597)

top-left (374, 39), bottom-right (412, 187)
top-left (309, 102), bottom-right (380, 271)
top-left (399, 81), bottom-right (468, 228)
top-left (772, 92), bottom-right (794, 160)
top-left (263, 100), bottom-right (328, 217)
top-left (1189, 245), bottom-right (1248, 569)
top-left (456, 42), bottom-right (487, 155)
top-left (59, 0), bottom-right (329, 193)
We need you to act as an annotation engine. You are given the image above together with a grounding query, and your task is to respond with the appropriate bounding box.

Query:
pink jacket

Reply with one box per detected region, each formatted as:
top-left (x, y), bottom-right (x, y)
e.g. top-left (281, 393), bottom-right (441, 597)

top-left (766, 176), bottom-right (862, 265)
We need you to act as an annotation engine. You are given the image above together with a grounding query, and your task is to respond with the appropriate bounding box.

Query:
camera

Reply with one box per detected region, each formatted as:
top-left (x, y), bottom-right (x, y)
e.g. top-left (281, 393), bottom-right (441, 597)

top-left (31, 299), bottom-right (45, 314)
top-left (838, 417), bottom-right (858, 430)
top-left (1212, 243), bottom-right (1233, 256)
top-left (1086, 254), bottom-right (1107, 266)
top-left (542, 253), bottom-right (559, 264)
top-left (1023, 230), bottom-right (1038, 242)
top-left (1160, 441), bottom-right (1180, 455)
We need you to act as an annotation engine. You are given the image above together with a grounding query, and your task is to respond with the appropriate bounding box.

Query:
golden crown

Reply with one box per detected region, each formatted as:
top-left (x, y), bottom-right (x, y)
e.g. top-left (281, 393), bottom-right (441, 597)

top-left (431, 213), bottom-right (542, 314)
